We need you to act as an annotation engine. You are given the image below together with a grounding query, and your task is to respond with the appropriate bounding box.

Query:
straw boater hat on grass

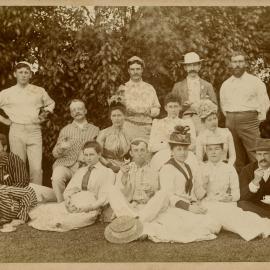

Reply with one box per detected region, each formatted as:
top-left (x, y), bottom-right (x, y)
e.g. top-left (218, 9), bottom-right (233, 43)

top-left (104, 216), bottom-right (143, 244)
top-left (196, 99), bottom-right (218, 119)
top-left (250, 138), bottom-right (270, 152)
top-left (168, 125), bottom-right (191, 145)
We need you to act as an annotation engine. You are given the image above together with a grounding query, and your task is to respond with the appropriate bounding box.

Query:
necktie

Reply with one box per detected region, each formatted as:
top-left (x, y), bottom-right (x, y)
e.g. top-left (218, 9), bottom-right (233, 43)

top-left (81, 166), bottom-right (94, 191)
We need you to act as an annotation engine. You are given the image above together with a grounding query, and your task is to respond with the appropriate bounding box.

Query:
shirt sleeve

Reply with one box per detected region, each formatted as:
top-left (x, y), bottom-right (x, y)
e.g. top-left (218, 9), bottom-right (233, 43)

top-left (248, 181), bottom-right (260, 193)
top-left (229, 166), bottom-right (240, 201)
top-left (41, 88), bottom-right (55, 113)
top-left (148, 119), bottom-right (166, 152)
top-left (196, 134), bottom-right (204, 162)
top-left (159, 165), bottom-right (190, 207)
top-left (219, 82), bottom-right (227, 116)
top-left (64, 169), bottom-right (84, 197)
top-left (52, 127), bottom-right (68, 158)
top-left (227, 129), bottom-right (236, 166)
top-left (151, 87), bottom-right (161, 109)
top-left (256, 79), bottom-right (270, 121)
top-left (97, 169), bottom-right (115, 206)
top-left (207, 83), bottom-right (217, 104)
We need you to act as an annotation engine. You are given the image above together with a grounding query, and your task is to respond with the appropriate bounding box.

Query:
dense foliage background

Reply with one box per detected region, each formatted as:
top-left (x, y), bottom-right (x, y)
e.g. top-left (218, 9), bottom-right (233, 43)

top-left (0, 6), bottom-right (269, 183)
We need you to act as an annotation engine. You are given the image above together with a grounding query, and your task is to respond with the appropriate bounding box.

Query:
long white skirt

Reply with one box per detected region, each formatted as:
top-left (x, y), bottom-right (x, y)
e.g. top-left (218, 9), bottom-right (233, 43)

top-left (143, 207), bottom-right (221, 243)
top-left (201, 201), bottom-right (270, 241)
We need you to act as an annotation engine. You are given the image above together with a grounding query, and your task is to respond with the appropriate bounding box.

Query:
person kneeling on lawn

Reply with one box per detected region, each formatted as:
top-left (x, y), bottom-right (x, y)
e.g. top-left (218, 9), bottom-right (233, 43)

top-left (195, 135), bottom-right (270, 241)
top-left (28, 141), bottom-right (115, 232)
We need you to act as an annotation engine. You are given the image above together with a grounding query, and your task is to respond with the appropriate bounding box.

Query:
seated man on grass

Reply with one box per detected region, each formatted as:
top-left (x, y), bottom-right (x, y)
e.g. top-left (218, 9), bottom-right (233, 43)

top-left (195, 135), bottom-right (270, 241)
top-left (28, 141), bottom-right (115, 232)
top-left (108, 138), bottom-right (168, 223)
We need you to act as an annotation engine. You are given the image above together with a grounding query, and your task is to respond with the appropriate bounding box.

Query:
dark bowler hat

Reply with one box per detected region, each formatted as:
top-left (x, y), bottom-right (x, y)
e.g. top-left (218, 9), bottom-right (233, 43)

top-left (168, 125), bottom-right (191, 145)
top-left (251, 138), bottom-right (270, 152)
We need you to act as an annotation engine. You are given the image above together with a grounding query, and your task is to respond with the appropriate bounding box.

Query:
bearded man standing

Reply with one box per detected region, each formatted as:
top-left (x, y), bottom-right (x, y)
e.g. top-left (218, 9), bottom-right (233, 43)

top-left (220, 51), bottom-right (270, 173)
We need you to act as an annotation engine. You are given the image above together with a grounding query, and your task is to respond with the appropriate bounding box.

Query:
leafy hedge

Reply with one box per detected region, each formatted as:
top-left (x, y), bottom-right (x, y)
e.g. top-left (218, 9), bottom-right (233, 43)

top-left (0, 6), bottom-right (269, 163)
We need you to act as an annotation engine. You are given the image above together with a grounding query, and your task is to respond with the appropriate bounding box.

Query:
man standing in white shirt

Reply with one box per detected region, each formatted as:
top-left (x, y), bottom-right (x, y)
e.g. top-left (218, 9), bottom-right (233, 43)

top-left (171, 52), bottom-right (217, 134)
top-left (0, 61), bottom-right (55, 185)
top-left (238, 138), bottom-right (270, 218)
top-left (220, 51), bottom-right (270, 173)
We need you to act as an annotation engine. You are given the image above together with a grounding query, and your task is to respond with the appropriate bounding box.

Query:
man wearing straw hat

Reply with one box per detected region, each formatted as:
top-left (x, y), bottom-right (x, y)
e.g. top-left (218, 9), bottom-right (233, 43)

top-left (171, 52), bottom-right (217, 134)
top-left (238, 138), bottom-right (270, 218)
top-left (0, 61), bottom-right (55, 185)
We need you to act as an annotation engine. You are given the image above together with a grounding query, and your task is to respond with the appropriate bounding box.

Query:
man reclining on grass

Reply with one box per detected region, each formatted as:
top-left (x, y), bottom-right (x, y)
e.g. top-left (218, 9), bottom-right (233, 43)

top-left (0, 133), bottom-right (56, 232)
top-left (28, 141), bottom-right (115, 232)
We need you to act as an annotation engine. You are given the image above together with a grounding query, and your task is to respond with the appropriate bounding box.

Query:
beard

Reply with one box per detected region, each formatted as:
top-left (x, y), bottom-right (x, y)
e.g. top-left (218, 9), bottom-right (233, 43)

top-left (232, 67), bottom-right (245, 78)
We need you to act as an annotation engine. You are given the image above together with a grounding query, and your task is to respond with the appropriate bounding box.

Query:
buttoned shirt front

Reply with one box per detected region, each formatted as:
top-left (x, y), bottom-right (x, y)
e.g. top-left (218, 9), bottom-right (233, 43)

top-left (0, 84), bottom-right (55, 124)
top-left (199, 161), bottom-right (240, 201)
top-left (118, 79), bottom-right (160, 124)
top-left (187, 76), bottom-right (201, 105)
top-left (220, 72), bottom-right (270, 120)
top-left (63, 162), bottom-right (115, 206)
top-left (116, 162), bottom-right (159, 204)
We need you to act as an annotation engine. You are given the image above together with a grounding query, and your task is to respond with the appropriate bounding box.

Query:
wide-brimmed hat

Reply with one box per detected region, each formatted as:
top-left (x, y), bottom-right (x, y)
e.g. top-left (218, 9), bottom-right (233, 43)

top-left (104, 216), bottom-right (143, 244)
top-left (182, 108), bottom-right (197, 116)
top-left (250, 138), bottom-right (270, 152)
top-left (196, 99), bottom-right (218, 119)
top-left (127, 56), bottom-right (145, 68)
top-left (168, 125), bottom-right (191, 145)
top-left (181, 52), bottom-right (204, 64)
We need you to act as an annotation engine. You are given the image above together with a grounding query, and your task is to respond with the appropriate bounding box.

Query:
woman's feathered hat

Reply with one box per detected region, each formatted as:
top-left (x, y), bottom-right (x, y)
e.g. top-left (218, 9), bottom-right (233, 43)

top-left (168, 125), bottom-right (191, 145)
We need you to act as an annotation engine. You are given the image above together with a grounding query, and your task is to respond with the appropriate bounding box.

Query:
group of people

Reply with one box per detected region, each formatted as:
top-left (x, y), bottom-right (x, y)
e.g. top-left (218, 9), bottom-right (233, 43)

top-left (0, 51), bottom-right (270, 244)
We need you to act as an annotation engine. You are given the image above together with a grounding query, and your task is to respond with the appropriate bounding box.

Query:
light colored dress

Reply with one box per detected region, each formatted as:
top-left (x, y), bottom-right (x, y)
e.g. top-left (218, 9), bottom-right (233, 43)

top-left (196, 127), bottom-right (236, 166)
top-left (197, 161), bottom-right (270, 241)
top-left (28, 162), bottom-right (115, 232)
top-left (149, 117), bottom-right (197, 172)
top-left (97, 126), bottom-right (131, 168)
top-left (117, 79), bottom-right (160, 140)
top-left (142, 162), bottom-right (221, 243)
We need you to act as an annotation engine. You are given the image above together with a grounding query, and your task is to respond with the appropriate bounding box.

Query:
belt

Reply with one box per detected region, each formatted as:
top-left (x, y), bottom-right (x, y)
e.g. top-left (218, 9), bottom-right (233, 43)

top-left (226, 111), bottom-right (257, 114)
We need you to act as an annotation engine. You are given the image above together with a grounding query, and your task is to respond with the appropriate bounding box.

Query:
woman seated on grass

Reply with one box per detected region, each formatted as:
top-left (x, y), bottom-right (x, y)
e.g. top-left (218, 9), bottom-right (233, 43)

top-left (28, 141), bottom-right (115, 232)
top-left (195, 136), bottom-right (270, 241)
top-left (196, 99), bottom-right (236, 166)
top-left (148, 93), bottom-right (197, 171)
top-left (97, 95), bottom-right (131, 173)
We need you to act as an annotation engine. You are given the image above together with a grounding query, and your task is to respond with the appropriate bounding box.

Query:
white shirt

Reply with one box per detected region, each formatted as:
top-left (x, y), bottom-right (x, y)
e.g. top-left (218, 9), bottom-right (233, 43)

top-left (220, 72), bottom-right (270, 120)
top-left (187, 77), bottom-right (201, 105)
top-left (249, 166), bottom-right (270, 193)
top-left (0, 84), bottom-right (55, 124)
top-left (63, 162), bottom-right (115, 206)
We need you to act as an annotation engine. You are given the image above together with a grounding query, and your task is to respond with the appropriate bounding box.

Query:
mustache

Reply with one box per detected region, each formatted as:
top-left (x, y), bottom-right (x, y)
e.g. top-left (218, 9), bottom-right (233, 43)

top-left (259, 159), bottom-right (268, 163)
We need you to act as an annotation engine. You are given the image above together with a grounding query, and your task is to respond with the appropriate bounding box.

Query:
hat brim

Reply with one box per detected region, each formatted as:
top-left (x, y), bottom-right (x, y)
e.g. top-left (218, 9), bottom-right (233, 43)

top-left (168, 140), bottom-right (191, 145)
top-left (181, 59), bottom-right (204, 64)
top-left (104, 219), bottom-right (144, 244)
top-left (250, 146), bottom-right (270, 152)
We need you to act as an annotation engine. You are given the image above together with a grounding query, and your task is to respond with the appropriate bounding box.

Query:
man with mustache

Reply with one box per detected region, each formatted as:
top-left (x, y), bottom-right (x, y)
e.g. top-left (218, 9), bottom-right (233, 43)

top-left (220, 51), bottom-right (270, 173)
top-left (238, 138), bottom-right (270, 218)
top-left (51, 99), bottom-right (99, 202)
top-left (171, 52), bottom-right (217, 134)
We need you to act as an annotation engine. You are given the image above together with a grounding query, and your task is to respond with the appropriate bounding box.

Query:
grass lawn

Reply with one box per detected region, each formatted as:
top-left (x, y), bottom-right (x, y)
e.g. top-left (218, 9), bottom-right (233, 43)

top-left (1, 223), bottom-right (270, 263)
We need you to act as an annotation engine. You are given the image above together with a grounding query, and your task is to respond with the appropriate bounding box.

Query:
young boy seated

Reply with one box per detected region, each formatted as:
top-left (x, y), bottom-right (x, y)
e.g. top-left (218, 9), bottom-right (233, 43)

top-left (195, 135), bottom-right (270, 241)
top-left (28, 141), bottom-right (115, 232)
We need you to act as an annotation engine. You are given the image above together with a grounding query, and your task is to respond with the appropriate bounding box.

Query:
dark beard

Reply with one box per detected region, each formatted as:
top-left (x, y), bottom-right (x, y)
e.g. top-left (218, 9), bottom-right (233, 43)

top-left (232, 67), bottom-right (245, 78)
